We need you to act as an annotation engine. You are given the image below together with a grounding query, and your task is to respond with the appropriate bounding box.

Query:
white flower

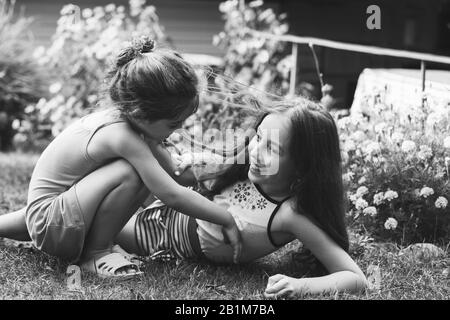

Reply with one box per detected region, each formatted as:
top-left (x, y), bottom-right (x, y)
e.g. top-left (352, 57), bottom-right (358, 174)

top-left (358, 176), bottom-right (366, 185)
top-left (24, 105), bottom-right (35, 114)
top-left (349, 194), bottom-right (358, 203)
top-left (337, 117), bottom-right (351, 130)
top-left (356, 186), bottom-right (369, 197)
top-left (417, 145), bottom-right (433, 161)
top-left (435, 197), bottom-right (448, 209)
top-left (365, 142), bottom-right (381, 155)
top-left (351, 130), bottom-right (366, 142)
top-left (255, 50), bottom-right (270, 64)
top-left (373, 192), bottom-right (385, 205)
top-left (249, 0), bottom-right (264, 7)
top-left (49, 82), bottom-right (62, 94)
top-left (363, 206), bottom-right (377, 217)
top-left (391, 132), bottom-right (404, 144)
top-left (11, 119), bottom-right (21, 130)
top-left (401, 140), bottom-right (416, 153)
top-left (343, 140), bottom-right (356, 152)
top-left (374, 122), bottom-right (387, 133)
top-left (343, 172), bottom-right (354, 182)
top-left (443, 136), bottom-right (450, 149)
top-left (105, 4), bottom-right (116, 12)
top-left (426, 112), bottom-right (444, 127)
top-left (82, 8), bottom-right (93, 18)
top-left (384, 217), bottom-right (398, 230)
top-left (419, 187), bottom-right (434, 198)
top-left (384, 190), bottom-right (398, 202)
top-left (219, 0), bottom-right (238, 13)
top-left (355, 198), bottom-right (369, 210)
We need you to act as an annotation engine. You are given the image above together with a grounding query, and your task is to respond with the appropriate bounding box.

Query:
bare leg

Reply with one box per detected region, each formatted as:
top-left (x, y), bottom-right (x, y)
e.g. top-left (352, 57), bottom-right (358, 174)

top-left (0, 208), bottom-right (30, 241)
top-left (115, 214), bottom-right (144, 256)
top-left (71, 159), bottom-right (149, 275)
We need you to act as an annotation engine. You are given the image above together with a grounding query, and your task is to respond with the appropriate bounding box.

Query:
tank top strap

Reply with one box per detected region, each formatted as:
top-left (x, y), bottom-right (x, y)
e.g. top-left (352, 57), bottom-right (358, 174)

top-left (83, 110), bottom-right (127, 163)
top-left (263, 192), bottom-right (292, 248)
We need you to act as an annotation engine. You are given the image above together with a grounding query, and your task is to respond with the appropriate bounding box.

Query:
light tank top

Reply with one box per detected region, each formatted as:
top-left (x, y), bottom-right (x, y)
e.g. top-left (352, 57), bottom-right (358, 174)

top-left (196, 180), bottom-right (292, 263)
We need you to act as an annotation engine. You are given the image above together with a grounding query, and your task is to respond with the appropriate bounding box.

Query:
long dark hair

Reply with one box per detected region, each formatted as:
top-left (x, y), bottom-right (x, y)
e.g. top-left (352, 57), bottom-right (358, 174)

top-left (198, 97), bottom-right (349, 252)
top-left (286, 98), bottom-right (348, 251)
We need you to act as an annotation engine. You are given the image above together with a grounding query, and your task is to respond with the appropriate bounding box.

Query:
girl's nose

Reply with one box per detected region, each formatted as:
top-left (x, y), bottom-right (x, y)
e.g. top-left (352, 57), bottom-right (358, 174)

top-left (254, 141), bottom-right (267, 164)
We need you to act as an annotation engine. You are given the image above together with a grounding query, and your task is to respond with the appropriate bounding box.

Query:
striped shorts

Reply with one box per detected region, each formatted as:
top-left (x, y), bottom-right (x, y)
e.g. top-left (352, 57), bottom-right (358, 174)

top-left (134, 200), bottom-right (197, 261)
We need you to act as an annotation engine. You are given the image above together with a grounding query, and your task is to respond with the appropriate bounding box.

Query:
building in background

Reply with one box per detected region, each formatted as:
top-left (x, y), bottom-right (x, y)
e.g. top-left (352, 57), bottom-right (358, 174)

top-left (16, 0), bottom-right (450, 107)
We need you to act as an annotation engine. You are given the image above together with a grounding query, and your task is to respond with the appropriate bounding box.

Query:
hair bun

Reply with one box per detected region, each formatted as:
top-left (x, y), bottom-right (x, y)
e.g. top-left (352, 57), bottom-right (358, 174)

top-left (133, 35), bottom-right (155, 54)
top-left (115, 36), bottom-right (155, 68)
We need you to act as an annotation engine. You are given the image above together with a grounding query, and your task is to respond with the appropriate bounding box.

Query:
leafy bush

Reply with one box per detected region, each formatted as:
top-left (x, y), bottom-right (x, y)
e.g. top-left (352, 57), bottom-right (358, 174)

top-left (213, 0), bottom-right (290, 94)
top-left (185, 0), bottom-right (301, 138)
top-left (337, 91), bottom-right (450, 245)
top-left (15, 0), bottom-right (170, 149)
top-left (0, 0), bottom-right (47, 150)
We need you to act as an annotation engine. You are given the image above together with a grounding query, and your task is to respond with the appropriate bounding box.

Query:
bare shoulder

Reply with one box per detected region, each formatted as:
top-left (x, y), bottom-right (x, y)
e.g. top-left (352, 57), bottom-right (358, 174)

top-left (272, 199), bottom-right (310, 230)
top-left (87, 121), bottom-right (144, 161)
top-left (273, 199), bottom-right (330, 243)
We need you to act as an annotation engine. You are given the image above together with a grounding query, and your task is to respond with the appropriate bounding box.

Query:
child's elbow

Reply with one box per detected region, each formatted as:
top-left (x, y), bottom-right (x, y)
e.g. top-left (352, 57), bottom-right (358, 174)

top-left (157, 189), bottom-right (183, 208)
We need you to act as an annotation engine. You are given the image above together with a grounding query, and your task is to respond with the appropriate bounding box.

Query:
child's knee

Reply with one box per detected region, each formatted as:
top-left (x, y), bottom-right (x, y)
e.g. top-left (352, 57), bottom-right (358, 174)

top-left (111, 159), bottom-right (143, 188)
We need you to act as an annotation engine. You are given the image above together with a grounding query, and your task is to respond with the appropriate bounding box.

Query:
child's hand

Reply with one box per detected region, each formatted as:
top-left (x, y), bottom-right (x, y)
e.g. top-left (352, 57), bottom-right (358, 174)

top-left (221, 221), bottom-right (242, 264)
top-left (173, 153), bottom-right (193, 177)
top-left (264, 274), bottom-right (307, 299)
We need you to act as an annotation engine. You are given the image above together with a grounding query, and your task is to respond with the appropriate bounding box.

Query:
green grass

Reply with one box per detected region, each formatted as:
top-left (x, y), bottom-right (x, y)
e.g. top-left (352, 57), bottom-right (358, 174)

top-left (0, 152), bottom-right (449, 300)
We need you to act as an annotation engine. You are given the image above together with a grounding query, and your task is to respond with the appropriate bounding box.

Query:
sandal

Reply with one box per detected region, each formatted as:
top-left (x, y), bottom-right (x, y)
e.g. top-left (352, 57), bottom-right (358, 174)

top-left (112, 244), bottom-right (145, 268)
top-left (80, 252), bottom-right (143, 280)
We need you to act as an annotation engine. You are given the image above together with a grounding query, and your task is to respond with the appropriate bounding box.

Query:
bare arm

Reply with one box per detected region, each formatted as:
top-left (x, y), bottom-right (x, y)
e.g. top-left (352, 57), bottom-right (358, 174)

top-left (107, 125), bottom-right (228, 224)
top-left (105, 124), bottom-right (241, 262)
top-left (145, 139), bottom-right (196, 187)
top-left (265, 201), bottom-right (368, 298)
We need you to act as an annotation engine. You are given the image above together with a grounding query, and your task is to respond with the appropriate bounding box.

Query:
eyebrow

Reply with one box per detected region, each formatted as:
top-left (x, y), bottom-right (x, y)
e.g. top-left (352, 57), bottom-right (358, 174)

top-left (257, 128), bottom-right (282, 151)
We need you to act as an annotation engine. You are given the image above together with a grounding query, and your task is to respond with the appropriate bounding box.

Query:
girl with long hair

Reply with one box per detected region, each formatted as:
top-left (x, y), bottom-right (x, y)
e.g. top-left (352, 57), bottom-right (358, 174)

top-left (116, 96), bottom-right (368, 297)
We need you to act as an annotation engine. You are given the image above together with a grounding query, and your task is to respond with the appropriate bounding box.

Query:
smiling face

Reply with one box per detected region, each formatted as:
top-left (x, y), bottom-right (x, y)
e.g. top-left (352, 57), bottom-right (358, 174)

top-left (247, 113), bottom-right (297, 195)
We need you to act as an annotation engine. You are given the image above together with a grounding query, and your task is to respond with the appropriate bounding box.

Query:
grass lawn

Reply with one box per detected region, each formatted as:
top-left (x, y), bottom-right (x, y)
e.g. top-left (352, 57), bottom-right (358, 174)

top-left (0, 152), bottom-right (449, 300)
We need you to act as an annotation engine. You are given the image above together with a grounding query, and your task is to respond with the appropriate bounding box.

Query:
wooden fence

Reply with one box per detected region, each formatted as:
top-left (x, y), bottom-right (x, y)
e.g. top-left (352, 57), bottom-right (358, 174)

top-left (245, 29), bottom-right (450, 99)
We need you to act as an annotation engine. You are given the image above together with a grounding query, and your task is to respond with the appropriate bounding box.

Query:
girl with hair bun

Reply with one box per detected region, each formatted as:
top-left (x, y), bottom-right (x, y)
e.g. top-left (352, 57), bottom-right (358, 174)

top-left (0, 36), bottom-right (242, 279)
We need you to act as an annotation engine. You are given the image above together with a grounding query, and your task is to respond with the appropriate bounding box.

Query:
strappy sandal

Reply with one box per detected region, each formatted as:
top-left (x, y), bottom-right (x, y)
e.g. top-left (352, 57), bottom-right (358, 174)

top-left (111, 244), bottom-right (145, 268)
top-left (80, 252), bottom-right (143, 280)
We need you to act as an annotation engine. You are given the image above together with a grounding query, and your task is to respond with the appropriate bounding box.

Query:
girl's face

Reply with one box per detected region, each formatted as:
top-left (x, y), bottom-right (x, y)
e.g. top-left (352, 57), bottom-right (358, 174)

top-left (133, 106), bottom-right (194, 142)
top-left (248, 113), bottom-right (297, 192)
top-left (137, 118), bottom-right (183, 142)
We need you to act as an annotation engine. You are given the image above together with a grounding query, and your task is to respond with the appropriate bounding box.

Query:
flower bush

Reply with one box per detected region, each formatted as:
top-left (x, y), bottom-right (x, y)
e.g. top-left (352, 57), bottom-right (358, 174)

top-left (186, 0), bottom-right (318, 139)
top-left (15, 0), bottom-right (170, 150)
top-left (213, 0), bottom-right (291, 95)
top-left (0, 0), bottom-right (47, 150)
top-left (337, 90), bottom-right (450, 245)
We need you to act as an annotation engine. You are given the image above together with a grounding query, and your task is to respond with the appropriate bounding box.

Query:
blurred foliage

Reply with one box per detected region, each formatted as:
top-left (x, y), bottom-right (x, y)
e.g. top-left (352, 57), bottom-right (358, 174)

top-left (13, 0), bottom-right (170, 151)
top-left (213, 0), bottom-right (291, 95)
top-left (0, 0), bottom-right (47, 150)
top-left (183, 0), bottom-right (312, 143)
